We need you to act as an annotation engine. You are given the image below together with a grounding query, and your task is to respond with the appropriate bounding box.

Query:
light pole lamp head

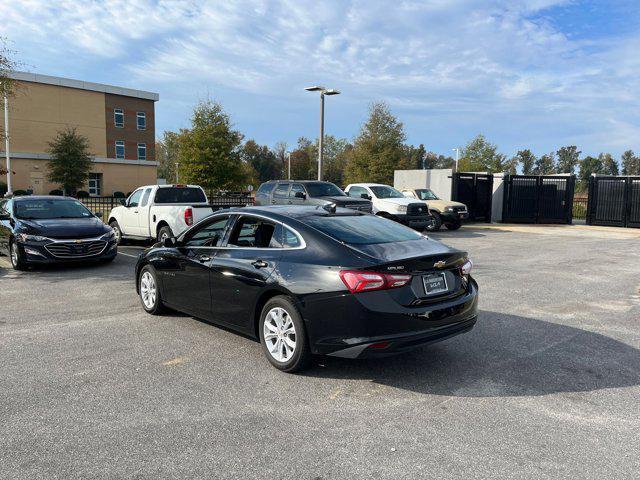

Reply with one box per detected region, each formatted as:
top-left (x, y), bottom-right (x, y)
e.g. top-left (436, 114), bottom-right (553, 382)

top-left (323, 89), bottom-right (340, 96)
top-left (305, 86), bottom-right (325, 92)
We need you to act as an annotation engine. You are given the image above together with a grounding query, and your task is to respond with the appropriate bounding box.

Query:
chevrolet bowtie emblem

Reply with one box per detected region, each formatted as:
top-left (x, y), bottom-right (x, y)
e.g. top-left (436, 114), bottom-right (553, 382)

top-left (433, 260), bottom-right (446, 268)
top-left (75, 240), bottom-right (83, 244)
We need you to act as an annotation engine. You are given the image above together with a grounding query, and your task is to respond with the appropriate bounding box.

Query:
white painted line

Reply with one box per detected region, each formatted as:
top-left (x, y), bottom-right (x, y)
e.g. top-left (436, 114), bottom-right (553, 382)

top-left (118, 252), bottom-right (139, 258)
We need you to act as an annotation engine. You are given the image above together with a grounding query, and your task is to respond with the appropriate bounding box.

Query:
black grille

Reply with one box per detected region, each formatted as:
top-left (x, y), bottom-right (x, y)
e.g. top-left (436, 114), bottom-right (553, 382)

top-left (45, 240), bottom-right (107, 258)
top-left (452, 206), bottom-right (467, 213)
top-left (344, 203), bottom-right (373, 213)
top-left (407, 203), bottom-right (429, 216)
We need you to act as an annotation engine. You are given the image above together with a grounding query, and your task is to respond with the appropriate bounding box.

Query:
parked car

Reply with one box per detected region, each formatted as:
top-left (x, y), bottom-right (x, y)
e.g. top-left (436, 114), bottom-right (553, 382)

top-left (344, 183), bottom-right (436, 230)
top-left (0, 196), bottom-right (117, 270)
top-left (135, 205), bottom-right (478, 372)
top-left (108, 184), bottom-right (216, 244)
top-left (255, 180), bottom-right (372, 212)
top-left (401, 188), bottom-right (469, 231)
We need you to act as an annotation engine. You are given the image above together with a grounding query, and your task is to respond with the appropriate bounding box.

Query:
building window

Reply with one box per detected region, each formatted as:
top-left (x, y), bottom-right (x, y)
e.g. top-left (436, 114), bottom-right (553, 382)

top-left (136, 112), bottom-right (146, 130)
top-left (88, 173), bottom-right (103, 196)
top-left (114, 108), bottom-right (124, 128)
top-left (137, 143), bottom-right (146, 161)
top-left (115, 140), bottom-right (125, 159)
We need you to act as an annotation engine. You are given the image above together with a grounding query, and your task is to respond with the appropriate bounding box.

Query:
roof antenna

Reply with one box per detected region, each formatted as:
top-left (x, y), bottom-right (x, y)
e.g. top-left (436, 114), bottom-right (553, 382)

top-left (322, 203), bottom-right (337, 214)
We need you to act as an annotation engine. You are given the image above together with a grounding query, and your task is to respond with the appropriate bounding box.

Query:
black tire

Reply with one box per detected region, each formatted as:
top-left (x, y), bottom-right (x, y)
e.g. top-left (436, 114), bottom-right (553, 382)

top-left (445, 219), bottom-right (462, 230)
top-left (259, 295), bottom-right (311, 373)
top-left (157, 225), bottom-right (174, 243)
top-left (109, 221), bottom-right (123, 245)
top-left (425, 211), bottom-right (442, 232)
top-left (138, 265), bottom-right (165, 315)
top-left (9, 240), bottom-right (27, 270)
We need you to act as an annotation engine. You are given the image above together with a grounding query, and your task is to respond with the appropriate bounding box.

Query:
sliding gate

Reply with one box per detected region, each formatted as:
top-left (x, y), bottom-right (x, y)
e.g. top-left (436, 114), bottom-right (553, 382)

top-left (451, 173), bottom-right (493, 222)
top-left (502, 175), bottom-right (575, 224)
top-left (587, 176), bottom-right (640, 228)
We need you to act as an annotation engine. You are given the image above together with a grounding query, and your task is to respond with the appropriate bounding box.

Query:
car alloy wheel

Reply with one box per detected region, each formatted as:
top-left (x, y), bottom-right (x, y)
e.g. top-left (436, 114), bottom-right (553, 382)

top-left (10, 242), bottom-right (19, 266)
top-left (140, 271), bottom-right (157, 309)
top-left (263, 306), bottom-right (297, 363)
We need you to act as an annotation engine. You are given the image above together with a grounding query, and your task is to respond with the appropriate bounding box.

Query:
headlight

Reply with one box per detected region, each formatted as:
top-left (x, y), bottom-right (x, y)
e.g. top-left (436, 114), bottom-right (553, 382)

top-left (17, 234), bottom-right (53, 242)
top-left (102, 230), bottom-right (116, 240)
top-left (445, 206), bottom-right (454, 212)
top-left (396, 205), bottom-right (408, 213)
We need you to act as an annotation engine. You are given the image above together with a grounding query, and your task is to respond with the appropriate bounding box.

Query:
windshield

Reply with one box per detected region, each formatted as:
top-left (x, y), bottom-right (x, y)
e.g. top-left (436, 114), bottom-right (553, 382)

top-left (14, 199), bottom-right (94, 220)
top-left (369, 186), bottom-right (405, 199)
top-left (305, 182), bottom-right (346, 198)
top-left (154, 187), bottom-right (206, 204)
top-left (303, 214), bottom-right (422, 245)
top-left (415, 189), bottom-right (439, 201)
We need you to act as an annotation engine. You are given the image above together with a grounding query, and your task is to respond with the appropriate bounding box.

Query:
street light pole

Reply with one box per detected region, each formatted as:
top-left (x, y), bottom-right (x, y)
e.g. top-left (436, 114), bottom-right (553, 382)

top-left (3, 91), bottom-right (12, 197)
top-left (305, 86), bottom-right (340, 181)
top-left (452, 148), bottom-right (460, 172)
top-left (175, 162), bottom-right (180, 183)
top-left (287, 152), bottom-right (291, 180)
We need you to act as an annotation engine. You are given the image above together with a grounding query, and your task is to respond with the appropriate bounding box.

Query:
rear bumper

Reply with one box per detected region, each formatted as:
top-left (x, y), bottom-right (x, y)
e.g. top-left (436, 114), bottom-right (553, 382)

top-left (302, 278), bottom-right (479, 358)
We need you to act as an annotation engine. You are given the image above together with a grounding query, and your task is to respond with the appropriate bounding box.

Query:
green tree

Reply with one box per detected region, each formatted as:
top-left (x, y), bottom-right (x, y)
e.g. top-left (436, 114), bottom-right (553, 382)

top-left (621, 150), bottom-right (639, 175)
top-left (46, 128), bottom-right (93, 195)
top-left (315, 136), bottom-right (351, 186)
top-left (578, 156), bottom-right (603, 191)
top-left (458, 134), bottom-right (508, 173)
top-left (156, 130), bottom-right (180, 183)
top-left (599, 153), bottom-right (619, 176)
top-left (272, 141), bottom-right (287, 179)
top-left (0, 37), bottom-right (17, 100)
top-left (344, 102), bottom-right (407, 184)
top-left (177, 100), bottom-right (246, 191)
top-left (289, 137), bottom-right (315, 180)
top-left (241, 140), bottom-right (281, 183)
top-left (533, 153), bottom-right (556, 175)
top-left (556, 146), bottom-right (581, 174)
top-left (513, 149), bottom-right (536, 175)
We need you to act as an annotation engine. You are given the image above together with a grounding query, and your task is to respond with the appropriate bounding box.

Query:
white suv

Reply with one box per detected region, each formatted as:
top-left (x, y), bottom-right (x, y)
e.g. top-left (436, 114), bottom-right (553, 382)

top-left (344, 183), bottom-right (434, 230)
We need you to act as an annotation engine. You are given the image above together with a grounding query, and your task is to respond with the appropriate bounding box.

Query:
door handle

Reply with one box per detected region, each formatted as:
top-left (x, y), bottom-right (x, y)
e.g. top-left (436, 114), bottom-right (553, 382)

top-left (134, 210), bottom-right (139, 213)
top-left (198, 255), bottom-right (211, 263)
top-left (251, 259), bottom-right (268, 269)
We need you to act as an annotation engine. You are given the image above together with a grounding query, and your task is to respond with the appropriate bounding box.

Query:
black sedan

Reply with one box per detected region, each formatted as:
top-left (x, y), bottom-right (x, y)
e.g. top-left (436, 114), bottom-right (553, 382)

top-left (135, 205), bottom-right (478, 372)
top-left (0, 196), bottom-right (117, 270)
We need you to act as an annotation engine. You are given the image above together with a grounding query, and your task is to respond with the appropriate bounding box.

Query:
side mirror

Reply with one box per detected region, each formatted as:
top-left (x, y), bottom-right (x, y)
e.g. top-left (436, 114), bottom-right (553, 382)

top-left (360, 193), bottom-right (371, 200)
top-left (163, 236), bottom-right (176, 248)
top-left (119, 199), bottom-right (126, 206)
top-left (294, 191), bottom-right (306, 199)
top-left (95, 212), bottom-right (103, 218)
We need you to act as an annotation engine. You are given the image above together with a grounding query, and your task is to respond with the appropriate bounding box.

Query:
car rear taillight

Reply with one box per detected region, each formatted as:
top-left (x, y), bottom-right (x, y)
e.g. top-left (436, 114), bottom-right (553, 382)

top-left (339, 270), bottom-right (412, 294)
top-left (460, 259), bottom-right (473, 276)
top-left (184, 207), bottom-right (193, 226)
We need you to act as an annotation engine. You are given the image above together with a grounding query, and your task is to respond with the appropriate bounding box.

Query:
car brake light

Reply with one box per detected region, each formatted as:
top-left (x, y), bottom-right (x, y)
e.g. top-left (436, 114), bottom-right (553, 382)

top-left (184, 207), bottom-right (193, 226)
top-left (460, 259), bottom-right (473, 276)
top-left (339, 270), bottom-right (412, 294)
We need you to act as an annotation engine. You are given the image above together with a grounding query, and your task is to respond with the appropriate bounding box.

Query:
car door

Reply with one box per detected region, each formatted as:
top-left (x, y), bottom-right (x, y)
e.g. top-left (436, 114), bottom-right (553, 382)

top-left (289, 183), bottom-right (307, 205)
top-left (271, 183), bottom-right (290, 205)
top-left (136, 187), bottom-right (153, 237)
top-left (159, 215), bottom-right (232, 319)
top-left (209, 214), bottom-right (282, 330)
top-left (121, 189), bottom-right (144, 236)
top-left (0, 200), bottom-right (12, 255)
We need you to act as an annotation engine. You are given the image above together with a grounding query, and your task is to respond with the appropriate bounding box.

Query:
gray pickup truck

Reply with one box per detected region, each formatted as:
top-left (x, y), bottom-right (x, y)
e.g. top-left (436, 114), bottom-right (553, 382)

top-left (255, 180), bottom-right (373, 212)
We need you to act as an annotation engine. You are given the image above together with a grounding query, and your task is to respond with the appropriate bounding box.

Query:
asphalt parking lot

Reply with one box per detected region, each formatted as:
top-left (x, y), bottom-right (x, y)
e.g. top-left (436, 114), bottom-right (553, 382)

top-left (1, 225), bottom-right (639, 479)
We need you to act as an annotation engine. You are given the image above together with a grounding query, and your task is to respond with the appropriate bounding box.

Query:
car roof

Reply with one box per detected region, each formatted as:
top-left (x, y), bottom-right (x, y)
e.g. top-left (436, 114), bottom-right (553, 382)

top-left (224, 205), bottom-right (363, 220)
top-left (12, 195), bottom-right (78, 201)
top-left (347, 183), bottom-right (388, 187)
top-left (264, 180), bottom-right (335, 184)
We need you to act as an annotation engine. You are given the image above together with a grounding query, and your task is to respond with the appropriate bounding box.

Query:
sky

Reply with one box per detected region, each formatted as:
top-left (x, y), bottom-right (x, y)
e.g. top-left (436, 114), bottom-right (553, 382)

top-left (2, 0), bottom-right (639, 160)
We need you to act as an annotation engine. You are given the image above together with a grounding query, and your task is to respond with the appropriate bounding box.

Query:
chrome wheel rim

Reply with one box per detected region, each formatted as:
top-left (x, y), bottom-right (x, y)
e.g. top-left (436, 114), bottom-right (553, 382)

top-left (140, 271), bottom-right (157, 309)
top-left (113, 226), bottom-right (121, 243)
top-left (10, 243), bottom-right (18, 266)
top-left (160, 231), bottom-right (169, 242)
top-left (263, 307), bottom-right (296, 363)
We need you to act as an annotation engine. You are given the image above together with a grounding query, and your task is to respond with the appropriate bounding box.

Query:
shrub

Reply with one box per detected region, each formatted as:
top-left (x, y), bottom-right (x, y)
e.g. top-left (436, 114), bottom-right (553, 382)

top-left (113, 191), bottom-right (126, 198)
top-left (0, 182), bottom-right (7, 196)
top-left (49, 189), bottom-right (64, 196)
top-left (13, 189), bottom-right (29, 196)
top-left (76, 190), bottom-right (90, 198)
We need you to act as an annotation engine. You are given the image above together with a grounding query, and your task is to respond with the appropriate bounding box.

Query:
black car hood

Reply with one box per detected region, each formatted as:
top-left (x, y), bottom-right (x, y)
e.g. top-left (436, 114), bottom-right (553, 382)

top-left (19, 217), bottom-right (109, 239)
top-left (327, 196), bottom-right (370, 204)
top-left (348, 237), bottom-right (465, 265)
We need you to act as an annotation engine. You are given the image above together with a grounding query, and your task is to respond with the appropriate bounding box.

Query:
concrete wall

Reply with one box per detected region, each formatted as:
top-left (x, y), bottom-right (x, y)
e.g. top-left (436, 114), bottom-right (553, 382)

top-left (491, 173), bottom-right (505, 223)
top-left (394, 169), bottom-right (453, 201)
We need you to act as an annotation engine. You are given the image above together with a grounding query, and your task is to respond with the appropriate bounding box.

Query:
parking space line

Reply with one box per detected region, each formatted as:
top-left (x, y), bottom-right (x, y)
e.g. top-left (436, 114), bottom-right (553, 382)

top-left (118, 252), bottom-right (139, 259)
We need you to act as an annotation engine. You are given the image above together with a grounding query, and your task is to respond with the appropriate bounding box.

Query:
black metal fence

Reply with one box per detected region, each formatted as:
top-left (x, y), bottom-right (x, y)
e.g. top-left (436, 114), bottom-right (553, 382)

top-left (502, 175), bottom-right (575, 224)
top-left (451, 173), bottom-right (493, 222)
top-left (587, 176), bottom-right (640, 228)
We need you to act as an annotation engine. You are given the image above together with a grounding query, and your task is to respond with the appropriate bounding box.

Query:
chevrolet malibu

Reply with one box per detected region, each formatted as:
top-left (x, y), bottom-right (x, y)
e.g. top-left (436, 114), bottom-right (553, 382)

top-left (135, 205), bottom-right (478, 372)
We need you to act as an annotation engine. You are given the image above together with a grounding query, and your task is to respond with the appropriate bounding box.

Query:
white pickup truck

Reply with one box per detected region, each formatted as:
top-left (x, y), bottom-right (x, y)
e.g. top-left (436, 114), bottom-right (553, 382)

top-left (107, 184), bottom-right (215, 243)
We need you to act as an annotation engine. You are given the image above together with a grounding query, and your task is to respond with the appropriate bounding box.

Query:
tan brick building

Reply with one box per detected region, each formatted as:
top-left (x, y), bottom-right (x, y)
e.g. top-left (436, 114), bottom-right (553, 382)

top-left (1, 72), bottom-right (159, 196)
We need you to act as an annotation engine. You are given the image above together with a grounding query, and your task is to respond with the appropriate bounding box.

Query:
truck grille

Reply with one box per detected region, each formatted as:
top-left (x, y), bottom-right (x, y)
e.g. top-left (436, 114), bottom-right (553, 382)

top-left (45, 240), bottom-right (108, 258)
top-left (407, 203), bottom-right (429, 216)
top-left (452, 206), bottom-right (467, 213)
top-left (344, 203), bottom-right (373, 213)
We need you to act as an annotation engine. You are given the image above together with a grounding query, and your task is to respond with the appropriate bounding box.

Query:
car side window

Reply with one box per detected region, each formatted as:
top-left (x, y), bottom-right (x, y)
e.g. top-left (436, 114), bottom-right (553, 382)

top-left (228, 216), bottom-right (279, 248)
top-left (349, 186), bottom-right (367, 198)
top-left (128, 189), bottom-right (143, 208)
top-left (140, 188), bottom-right (152, 207)
top-left (184, 216), bottom-right (230, 247)
top-left (273, 183), bottom-right (290, 199)
top-left (257, 183), bottom-right (275, 195)
top-left (290, 184), bottom-right (305, 198)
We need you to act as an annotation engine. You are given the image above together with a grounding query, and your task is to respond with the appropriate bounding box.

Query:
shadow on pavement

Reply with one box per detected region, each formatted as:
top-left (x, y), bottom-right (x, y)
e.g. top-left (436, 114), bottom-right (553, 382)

top-left (305, 310), bottom-right (640, 397)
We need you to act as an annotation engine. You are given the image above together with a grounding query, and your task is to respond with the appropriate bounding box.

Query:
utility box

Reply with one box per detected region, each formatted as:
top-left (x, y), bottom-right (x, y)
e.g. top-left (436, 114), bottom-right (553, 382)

top-left (393, 169), bottom-right (453, 201)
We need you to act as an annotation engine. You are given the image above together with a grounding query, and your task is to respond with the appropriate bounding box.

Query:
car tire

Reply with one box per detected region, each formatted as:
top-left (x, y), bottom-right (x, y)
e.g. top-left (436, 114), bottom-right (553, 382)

top-left (9, 240), bottom-right (27, 271)
top-left (157, 226), bottom-right (174, 244)
top-left (259, 295), bottom-right (311, 373)
top-left (445, 220), bottom-right (462, 230)
top-left (138, 265), bottom-right (165, 315)
top-left (425, 211), bottom-right (442, 232)
top-left (109, 221), bottom-right (123, 245)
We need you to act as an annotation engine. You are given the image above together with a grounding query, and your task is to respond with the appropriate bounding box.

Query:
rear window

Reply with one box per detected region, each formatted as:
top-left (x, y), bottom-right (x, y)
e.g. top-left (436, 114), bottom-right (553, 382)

top-left (303, 214), bottom-right (422, 245)
top-left (154, 187), bottom-right (206, 204)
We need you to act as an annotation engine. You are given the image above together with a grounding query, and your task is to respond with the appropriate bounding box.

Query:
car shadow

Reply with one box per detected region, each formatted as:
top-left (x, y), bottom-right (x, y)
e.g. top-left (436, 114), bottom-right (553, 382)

top-left (303, 310), bottom-right (640, 397)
